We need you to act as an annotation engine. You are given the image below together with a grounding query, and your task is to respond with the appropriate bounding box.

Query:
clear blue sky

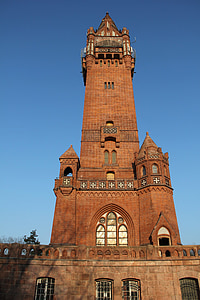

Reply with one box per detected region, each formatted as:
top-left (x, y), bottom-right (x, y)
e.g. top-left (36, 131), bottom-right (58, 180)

top-left (0, 0), bottom-right (199, 245)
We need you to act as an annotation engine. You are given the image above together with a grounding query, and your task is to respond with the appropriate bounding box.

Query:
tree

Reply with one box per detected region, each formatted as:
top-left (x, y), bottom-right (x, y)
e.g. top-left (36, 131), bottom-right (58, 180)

top-left (23, 229), bottom-right (40, 245)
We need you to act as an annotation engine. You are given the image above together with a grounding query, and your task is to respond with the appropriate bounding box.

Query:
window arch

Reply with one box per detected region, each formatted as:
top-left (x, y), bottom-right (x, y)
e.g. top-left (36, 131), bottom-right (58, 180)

top-left (180, 278), bottom-right (200, 300)
top-left (158, 227), bottom-right (171, 246)
top-left (112, 151), bottom-right (116, 164)
top-left (104, 151), bottom-right (109, 164)
top-left (64, 167), bottom-right (73, 177)
top-left (96, 212), bottom-right (128, 246)
top-left (152, 164), bottom-right (158, 174)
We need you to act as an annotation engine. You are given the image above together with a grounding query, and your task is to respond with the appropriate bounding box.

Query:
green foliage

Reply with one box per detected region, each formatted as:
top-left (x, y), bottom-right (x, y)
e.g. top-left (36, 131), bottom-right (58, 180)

top-left (23, 229), bottom-right (40, 245)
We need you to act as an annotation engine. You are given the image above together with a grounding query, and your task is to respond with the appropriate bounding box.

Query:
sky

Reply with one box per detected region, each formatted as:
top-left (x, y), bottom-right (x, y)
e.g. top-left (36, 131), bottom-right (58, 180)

top-left (0, 0), bottom-right (200, 245)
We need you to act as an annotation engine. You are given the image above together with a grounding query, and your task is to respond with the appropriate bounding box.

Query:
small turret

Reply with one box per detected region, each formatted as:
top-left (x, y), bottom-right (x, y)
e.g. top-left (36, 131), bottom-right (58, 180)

top-left (136, 132), bottom-right (171, 189)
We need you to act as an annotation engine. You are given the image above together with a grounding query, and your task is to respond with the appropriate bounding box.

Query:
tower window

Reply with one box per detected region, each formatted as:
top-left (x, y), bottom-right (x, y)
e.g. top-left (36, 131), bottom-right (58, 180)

top-left (158, 227), bottom-right (171, 246)
top-left (106, 54), bottom-right (112, 59)
top-left (106, 121), bottom-right (114, 127)
top-left (98, 54), bottom-right (104, 59)
top-left (104, 151), bottom-right (109, 164)
top-left (114, 54), bottom-right (119, 59)
top-left (141, 166), bottom-right (146, 176)
top-left (104, 82), bottom-right (107, 89)
top-left (152, 164), bottom-right (158, 174)
top-left (96, 279), bottom-right (113, 300)
top-left (112, 82), bottom-right (114, 89)
top-left (100, 60), bottom-right (102, 66)
top-left (122, 279), bottom-right (141, 300)
top-left (115, 60), bottom-right (118, 67)
top-left (34, 277), bottom-right (55, 300)
top-left (180, 278), bottom-right (200, 300)
top-left (107, 172), bottom-right (115, 180)
top-left (112, 151), bottom-right (116, 164)
top-left (108, 60), bottom-right (110, 67)
top-left (64, 167), bottom-right (73, 177)
top-left (96, 212), bottom-right (128, 246)
top-left (108, 82), bottom-right (111, 89)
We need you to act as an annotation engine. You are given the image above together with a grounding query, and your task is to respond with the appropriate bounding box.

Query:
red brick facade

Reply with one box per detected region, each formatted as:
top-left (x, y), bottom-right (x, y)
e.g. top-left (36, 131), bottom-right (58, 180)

top-left (50, 13), bottom-right (181, 248)
top-left (0, 13), bottom-right (199, 300)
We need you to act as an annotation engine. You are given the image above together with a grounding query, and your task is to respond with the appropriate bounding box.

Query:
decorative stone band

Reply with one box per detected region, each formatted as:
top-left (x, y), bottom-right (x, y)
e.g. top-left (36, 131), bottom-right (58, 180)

top-left (80, 179), bottom-right (134, 190)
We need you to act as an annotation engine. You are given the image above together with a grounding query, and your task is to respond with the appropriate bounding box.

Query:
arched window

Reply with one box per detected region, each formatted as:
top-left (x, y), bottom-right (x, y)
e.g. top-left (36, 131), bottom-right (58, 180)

top-left (104, 151), bottom-right (109, 164)
top-left (158, 227), bottom-right (171, 246)
top-left (122, 279), bottom-right (141, 300)
top-left (34, 277), bottom-right (55, 300)
top-left (112, 151), bottom-right (116, 164)
top-left (106, 121), bottom-right (114, 127)
top-left (180, 278), bottom-right (200, 300)
top-left (64, 167), bottom-right (73, 177)
top-left (119, 225), bottom-right (128, 246)
top-left (96, 225), bottom-right (105, 246)
top-left (96, 279), bottom-right (113, 300)
top-left (96, 212), bottom-right (128, 246)
top-left (107, 172), bottom-right (115, 180)
top-left (141, 165), bottom-right (146, 176)
top-left (152, 164), bottom-right (158, 174)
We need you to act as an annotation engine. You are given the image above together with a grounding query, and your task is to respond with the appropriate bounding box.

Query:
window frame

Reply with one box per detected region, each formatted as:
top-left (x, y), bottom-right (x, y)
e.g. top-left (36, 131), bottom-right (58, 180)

top-left (180, 278), bottom-right (200, 300)
top-left (96, 279), bottom-right (113, 300)
top-left (122, 279), bottom-right (141, 300)
top-left (34, 277), bottom-right (55, 300)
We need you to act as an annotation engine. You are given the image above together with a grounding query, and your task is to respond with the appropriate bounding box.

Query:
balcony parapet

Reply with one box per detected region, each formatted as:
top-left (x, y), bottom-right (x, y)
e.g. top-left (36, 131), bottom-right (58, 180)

top-left (1, 244), bottom-right (200, 261)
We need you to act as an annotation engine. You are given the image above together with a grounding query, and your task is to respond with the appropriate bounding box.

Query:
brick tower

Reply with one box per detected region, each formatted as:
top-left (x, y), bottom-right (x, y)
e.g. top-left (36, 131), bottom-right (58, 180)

top-left (50, 13), bottom-right (181, 247)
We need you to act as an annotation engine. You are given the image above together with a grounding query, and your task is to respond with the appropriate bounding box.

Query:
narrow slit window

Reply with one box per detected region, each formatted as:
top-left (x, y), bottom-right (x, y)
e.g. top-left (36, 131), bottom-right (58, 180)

top-left (108, 60), bottom-right (110, 67)
top-left (104, 82), bottom-right (107, 89)
top-left (100, 60), bottom-right (102, 66)
top-left (115, 60), bottom-right (118, 67)
top-left (108, 82), bottom-right (111, 89)
top-left (112, 82), bottom-right (114, 89)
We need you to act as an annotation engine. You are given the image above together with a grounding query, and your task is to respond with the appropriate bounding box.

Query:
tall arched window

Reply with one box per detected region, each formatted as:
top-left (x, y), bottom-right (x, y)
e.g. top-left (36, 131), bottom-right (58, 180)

top-left (112, 151), bottom-right (116, 164)
top-left (104, 151), bottom-right (109, 164)
top-left (96, 212), bottom-right (128, 246)
top-left (152, 164), bottom-right (158, 174)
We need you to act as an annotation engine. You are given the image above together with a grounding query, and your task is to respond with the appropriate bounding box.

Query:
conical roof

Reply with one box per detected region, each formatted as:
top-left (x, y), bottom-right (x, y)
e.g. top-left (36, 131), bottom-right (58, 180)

top-left (138, 132), bottom-right (158, 158)
top-left (59, 145), bottom-right (79, 159)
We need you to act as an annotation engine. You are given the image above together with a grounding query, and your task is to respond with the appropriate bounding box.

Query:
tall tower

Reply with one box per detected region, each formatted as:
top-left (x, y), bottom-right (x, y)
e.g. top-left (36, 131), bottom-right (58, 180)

top-left (50, 13), bottom-right (181, 248)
